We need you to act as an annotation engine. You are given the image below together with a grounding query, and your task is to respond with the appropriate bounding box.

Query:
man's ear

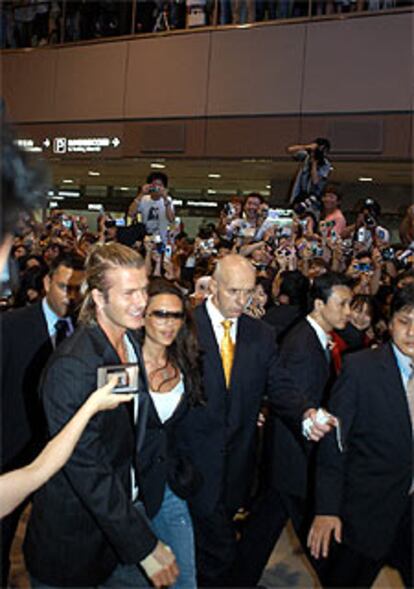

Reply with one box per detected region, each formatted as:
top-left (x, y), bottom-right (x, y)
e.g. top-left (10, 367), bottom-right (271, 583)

top-left (0, 235), bottom-right (13, 276)
top-left (43, 274), bottom-right (51, 294)
top-left (209, 278), bottom-right (218, 298)
top-left (314, 298), bottom-right (325, 315)
top-left (91, 288), bottom-right (105, 312)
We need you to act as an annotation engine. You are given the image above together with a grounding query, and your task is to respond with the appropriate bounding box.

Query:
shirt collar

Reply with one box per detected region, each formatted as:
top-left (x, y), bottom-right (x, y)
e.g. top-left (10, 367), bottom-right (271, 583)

top-left (306, 314), bottom-right (330, 350)
top-left (42, 297), bottom-right (61, 336)
top-left (391, 342), bottom-right (413, 381)
top-left (42, 297), bottom-right (73, 338)
top-left (206, 295), bottom-right (238, 331)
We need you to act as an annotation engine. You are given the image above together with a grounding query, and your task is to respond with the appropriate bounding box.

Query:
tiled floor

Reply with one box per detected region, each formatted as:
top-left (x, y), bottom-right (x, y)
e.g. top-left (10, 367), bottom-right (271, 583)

top-left (9, 507), bottom-right (403, 588)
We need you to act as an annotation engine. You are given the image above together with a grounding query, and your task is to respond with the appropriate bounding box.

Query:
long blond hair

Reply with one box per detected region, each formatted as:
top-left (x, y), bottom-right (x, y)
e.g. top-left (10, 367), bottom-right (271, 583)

top-left (79, 243), bottom-right (144, 325)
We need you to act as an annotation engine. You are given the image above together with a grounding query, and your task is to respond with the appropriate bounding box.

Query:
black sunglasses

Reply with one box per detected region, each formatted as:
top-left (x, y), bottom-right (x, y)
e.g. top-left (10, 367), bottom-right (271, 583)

top-left (149, 310), bottom-right (185, 321)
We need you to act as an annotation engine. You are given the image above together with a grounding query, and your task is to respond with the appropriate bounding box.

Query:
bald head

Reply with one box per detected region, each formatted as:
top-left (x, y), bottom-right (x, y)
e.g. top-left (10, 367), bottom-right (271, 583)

top-left (213, 254), bottom-right (255, 284)
top-left (211, 254), bottom-right (256, 319)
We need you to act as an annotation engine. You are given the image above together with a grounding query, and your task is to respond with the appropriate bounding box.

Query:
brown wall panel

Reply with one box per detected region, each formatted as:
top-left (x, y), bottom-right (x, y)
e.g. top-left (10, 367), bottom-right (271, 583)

top-left (302, 14), bottom-right (412, 113)
top-left (205, 117), bottom-right (301, 157)
top-left (124, 34), bottom-right (210, 118)
top-left (300, 113), bottom-right (412, 160)
top-left (53, 43), bottom-right (128, 121)
top-left (122, 119), bottom-right (206, 157)
top-left (2, 50), bottom-right (57, 122)
top-left (207, 26), bottom-right (305, 116)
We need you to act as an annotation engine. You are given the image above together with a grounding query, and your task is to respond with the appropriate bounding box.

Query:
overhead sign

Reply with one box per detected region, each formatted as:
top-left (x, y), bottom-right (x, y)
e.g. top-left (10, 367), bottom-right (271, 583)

top-left (15, 136), bottom-right (122, 154)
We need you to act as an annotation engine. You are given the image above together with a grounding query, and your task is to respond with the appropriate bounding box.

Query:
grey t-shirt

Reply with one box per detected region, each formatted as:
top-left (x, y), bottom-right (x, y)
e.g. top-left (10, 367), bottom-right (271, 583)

top-left (137, 194), bottom-right (174, 243)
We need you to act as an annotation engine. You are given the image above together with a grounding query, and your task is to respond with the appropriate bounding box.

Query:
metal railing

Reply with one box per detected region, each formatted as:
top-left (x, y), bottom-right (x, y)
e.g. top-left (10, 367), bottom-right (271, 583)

top-left (0, 0), bottom-right (409, 49)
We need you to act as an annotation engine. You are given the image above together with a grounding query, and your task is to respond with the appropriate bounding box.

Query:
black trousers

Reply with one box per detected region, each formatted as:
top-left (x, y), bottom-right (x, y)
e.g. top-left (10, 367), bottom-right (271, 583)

top-left (191, 503), bottom-right (239, 587)
top-left (231, 487), bottom-right (321, 587)
top-left (320, 501), bottom-right (413, 588)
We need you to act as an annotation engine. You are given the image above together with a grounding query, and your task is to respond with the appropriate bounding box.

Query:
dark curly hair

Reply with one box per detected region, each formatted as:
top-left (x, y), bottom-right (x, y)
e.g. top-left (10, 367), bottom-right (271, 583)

top-left (144, 278), bottom-right (204, 406)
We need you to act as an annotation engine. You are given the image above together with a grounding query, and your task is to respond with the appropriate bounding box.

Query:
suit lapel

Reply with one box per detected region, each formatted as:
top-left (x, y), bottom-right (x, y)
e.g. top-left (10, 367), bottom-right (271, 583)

top-left (229, 315), bottom-right (250, 393)
top-left (196, 303), bottom-right (227, 390)
top-left (381, 343), bottom-right (412, 442)
top-left (126, 329), bottom-right (150, 454)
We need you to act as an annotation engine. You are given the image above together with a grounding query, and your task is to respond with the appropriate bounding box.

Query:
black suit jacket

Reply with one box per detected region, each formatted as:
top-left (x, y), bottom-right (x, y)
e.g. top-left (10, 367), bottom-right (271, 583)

top-left (24, 324), bottom-right (157, 587)
top-left (1, 301), bottom-right (52, 471)
top-left (138, 379), bottom-right (198, 518)
top-left (263, 304), bottom-right (304, 344)
top-left (176, 303), bottom-right (310, 517)
top-left (265, 319), bottom-right (331, 498)
top-left (315, 343), bottom-right (413, 560)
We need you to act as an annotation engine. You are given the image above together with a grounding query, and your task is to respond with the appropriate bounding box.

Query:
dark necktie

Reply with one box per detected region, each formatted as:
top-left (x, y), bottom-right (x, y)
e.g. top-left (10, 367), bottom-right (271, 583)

top-left (55, 319), bottom-right (71, 347)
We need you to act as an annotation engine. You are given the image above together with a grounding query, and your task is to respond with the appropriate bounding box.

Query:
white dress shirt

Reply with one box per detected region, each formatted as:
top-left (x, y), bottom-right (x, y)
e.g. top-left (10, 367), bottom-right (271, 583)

top-left (205, 296), bottom-right (238, 347)
top-left (306, 314), bottom-right (330, 353)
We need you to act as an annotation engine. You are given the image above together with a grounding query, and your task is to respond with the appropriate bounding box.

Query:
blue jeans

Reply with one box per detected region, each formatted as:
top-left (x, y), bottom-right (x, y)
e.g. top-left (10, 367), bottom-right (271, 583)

top-left (151, 485), bottom-right (196, 589)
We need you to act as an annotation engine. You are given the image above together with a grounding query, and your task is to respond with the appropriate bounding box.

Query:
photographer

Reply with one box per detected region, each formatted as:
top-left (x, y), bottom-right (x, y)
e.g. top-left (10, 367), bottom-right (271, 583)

top-left (128, 172), bottom-right (175, 244)
top-left (288, 138), bottom-right (332, 213)
top-left (218, 193), bottom-right (263, 242)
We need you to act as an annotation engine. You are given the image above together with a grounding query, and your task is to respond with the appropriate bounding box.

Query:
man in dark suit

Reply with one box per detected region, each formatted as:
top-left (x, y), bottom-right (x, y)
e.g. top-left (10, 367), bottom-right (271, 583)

top-left (308, 284), bottom-right (414, 588)
top-left (263, 269), bottom-right (310, 343)
top-left (23, 243), bottom-right (178, 588)
top-left (235, 272), bottom-right (352, 585)
top-left (176, 254), bottom-right (334, 586)
top-left (0, 252), bottom-right (85, 586)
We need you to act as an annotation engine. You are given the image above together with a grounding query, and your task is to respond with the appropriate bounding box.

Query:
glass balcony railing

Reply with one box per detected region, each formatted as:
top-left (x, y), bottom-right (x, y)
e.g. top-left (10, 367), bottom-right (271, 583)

top-left (0, 0), bottom-right (410, 50)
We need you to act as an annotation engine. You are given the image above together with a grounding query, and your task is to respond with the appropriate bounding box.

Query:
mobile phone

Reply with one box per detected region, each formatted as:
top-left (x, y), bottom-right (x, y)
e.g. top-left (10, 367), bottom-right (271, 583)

top-left (62, 219), bottom-right (72, 229)
top-left (97, 363), bottom-right (139, 393)
top-left (355, 263), bottom-right (373, 273)
top-left (164, 244), bottom-right (172, 258)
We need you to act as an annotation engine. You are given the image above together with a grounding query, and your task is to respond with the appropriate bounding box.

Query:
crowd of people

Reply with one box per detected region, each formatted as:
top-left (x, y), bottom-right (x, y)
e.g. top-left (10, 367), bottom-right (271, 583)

top-left (1, 0), bottom-right (407, 48)
top-left (0, 122), bottom-right (413, 589)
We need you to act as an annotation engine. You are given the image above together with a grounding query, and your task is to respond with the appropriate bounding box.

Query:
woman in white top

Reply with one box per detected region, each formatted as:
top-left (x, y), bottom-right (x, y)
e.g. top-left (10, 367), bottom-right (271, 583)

top-left (140, 278), bottom-right (204, 589)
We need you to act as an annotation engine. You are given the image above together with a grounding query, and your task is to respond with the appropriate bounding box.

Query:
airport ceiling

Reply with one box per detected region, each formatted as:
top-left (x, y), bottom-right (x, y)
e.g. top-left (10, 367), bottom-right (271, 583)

top-left (50, 157), bottom-right (412, 201)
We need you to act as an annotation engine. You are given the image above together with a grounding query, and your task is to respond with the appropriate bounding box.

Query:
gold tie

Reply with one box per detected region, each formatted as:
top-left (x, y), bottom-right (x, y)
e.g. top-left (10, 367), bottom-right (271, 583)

top-left (221, 320), bottom-right (235, 389)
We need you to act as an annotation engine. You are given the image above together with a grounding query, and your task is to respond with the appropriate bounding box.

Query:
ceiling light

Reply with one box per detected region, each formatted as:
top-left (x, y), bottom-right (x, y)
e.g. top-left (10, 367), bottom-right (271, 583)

top-left (88, 203), bottom-right (104, 211)
top-left (188, 200), bottom-right (218, 208)
top-left (57, 190), bottom-right (80, 198)
top-left (208, 173), bottom-right (221, 179)
top-left (150, 163), bottom-right (166, 169)
top-left (207, 189), bottom-right (217, 195)
top-left (49, 201), bottom-right (59, 208)
top-left (88, 171), bottom-right (100, 176)
top-left (62, 179), bottom-right (74, 184)
top-left (358, 177), bottom-right (373, 182)
top-left (172, 199), bottom-right (183, 206)
top-left (48, 195), bottom-right (64, 200)
top-left (119, 187), bottom-right (130, 191)
top-left (266, 185), bottom-right (271, 189)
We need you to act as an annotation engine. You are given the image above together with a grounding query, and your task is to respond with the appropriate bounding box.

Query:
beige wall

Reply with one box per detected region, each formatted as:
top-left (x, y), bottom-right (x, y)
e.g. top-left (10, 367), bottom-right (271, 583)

top-left (2, 12), bottom-right (412, 161)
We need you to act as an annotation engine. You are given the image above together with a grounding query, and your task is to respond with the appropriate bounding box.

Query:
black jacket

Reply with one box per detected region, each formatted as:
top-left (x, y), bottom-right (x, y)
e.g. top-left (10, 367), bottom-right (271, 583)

top-left (264, 320), bottom-right (332, 498)
top-left (315, 343), bottom-right (413, 560)
top-left (176, 303), bottom-right (310, 517)
top-left (24, 324), bottom-right (157, 587)
top-left (1, 302), bottom-right (51, 471)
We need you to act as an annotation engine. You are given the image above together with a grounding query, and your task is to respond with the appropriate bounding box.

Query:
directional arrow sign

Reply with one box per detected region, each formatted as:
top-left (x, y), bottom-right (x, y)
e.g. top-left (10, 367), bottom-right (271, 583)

top-left (112, 137), bottom-right (121, 148)
top-left (43, 138), bottom-right (51, 148)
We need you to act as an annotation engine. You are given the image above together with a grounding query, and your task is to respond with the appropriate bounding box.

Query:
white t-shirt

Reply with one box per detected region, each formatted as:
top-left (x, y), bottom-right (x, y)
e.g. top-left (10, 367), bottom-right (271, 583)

top-left (150, 375), bottom-right (184, 423)
top-left (137, 194), bottom-right (174, 243)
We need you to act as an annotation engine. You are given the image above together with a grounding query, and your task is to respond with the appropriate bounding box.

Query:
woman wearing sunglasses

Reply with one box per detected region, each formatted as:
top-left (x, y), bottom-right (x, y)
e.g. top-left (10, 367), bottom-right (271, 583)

top-left (140, 278), bottom-right (204, 589)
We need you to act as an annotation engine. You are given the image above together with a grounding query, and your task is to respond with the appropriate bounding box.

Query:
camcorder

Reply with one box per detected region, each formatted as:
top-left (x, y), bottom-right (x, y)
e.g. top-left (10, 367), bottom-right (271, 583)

top-left (223, 203), bottom-right (236, 217)
top-left (148, 184), bottom-right (161, 194)
top-left (97, 363), bottom-right (140, 393)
